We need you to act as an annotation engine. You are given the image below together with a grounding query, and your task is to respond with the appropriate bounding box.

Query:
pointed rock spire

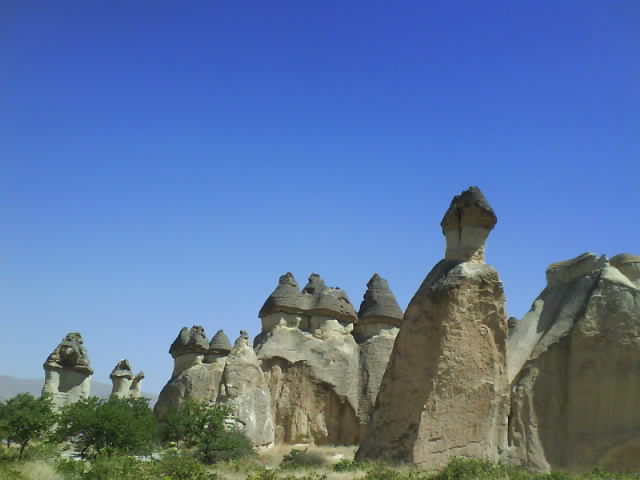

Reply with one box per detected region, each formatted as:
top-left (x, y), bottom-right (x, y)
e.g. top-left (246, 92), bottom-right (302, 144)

top-left (358, 274), bottom-right (403, 326)
top-left (209, 329), bottom-right (232, 354)
top-left (441, 186), bottom-right (497, 263)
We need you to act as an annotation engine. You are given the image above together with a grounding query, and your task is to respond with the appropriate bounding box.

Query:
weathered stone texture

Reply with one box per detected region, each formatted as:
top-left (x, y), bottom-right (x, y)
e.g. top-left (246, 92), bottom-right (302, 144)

top-left (255, 323), bottom-right (360, 445)
top-left (219, 332), bottom-right (275, 448)
top-left (508, 253), bottom-right (640, 473)
top-left (357, 186), bottom-right (508, 467)
top-left (357, 261), bottom-right (508, 466)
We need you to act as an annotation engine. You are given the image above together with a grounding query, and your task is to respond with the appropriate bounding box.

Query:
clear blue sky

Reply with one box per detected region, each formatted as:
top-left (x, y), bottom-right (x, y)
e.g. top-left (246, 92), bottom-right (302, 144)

top-left (2, 1), bottom-right (638, 395)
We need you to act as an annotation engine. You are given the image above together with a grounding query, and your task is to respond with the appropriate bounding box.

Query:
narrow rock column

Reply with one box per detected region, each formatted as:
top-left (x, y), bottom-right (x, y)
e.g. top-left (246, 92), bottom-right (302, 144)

top-left (109, 359), bottom-right (134, 399)
top-left (356, 186), bottom-right (509, 467)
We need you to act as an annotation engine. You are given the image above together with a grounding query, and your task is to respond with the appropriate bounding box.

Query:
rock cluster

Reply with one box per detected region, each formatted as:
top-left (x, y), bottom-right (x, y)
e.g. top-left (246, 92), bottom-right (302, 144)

top-left (156, 272), bottom-right (404, 447)
top-left (41, 185), bottom-right (640, 475)
top-left (42, 332), bottom-right (93, 409)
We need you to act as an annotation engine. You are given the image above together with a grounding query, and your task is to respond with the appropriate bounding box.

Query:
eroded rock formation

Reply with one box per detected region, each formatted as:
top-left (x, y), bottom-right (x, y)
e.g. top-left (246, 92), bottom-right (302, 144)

top-left (356, 186), bottom-right (509, 467)
top-left (42, 332), bottom-right (93, 409)
top-left (155, 326), bottom-right (231, 416)
top-left (255, 273), bottom-right (361, 445)
top-left (109, 359), bottom-right (144, 399)
top-left (155, 271), bottom-right (403, 447)
top-left (508, 252), bottom-right (640, 473)
top-left (354, 273), bottom-right (403, 436)
top-left (218, 331), bottom-right (275, 448)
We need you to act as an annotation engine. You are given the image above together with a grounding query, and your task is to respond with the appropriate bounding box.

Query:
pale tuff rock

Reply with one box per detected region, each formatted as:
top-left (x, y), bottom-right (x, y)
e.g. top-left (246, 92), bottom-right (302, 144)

top-left (219, 331), bottom-right (275, 448)
top-left (441, 186), bottom-right (497, 263)
top-left (610, 253), bottom-right (640, 287)
top-left (109, 359), bottom-right (133, 399)
top-left (155, 326), bottom-right (229, 417)
top-left (255, 273), bottom-right (362, 445)
top-left (357, 187), bottom-right (508, 467)
top-left (508, 253), bottom-right (640, 473)
top-left (355, 274), bottom-right (403, 436)
top-left (42, 332), bottom-right (93, 409)
top-left (130, 371), bottom-right (145, 398)
top-left (109, 359), bottom-right (144, 399)
top-left (256, 327), bottom-right (360, 445)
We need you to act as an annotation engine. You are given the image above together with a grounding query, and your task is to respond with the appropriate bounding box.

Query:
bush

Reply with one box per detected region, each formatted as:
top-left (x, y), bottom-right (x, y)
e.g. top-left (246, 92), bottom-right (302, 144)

top-left (198, 428), bottom-right (255, 464)
top-left (158, 399), bottom-right (255, 464)
top-left (281, 448), bottom-right (326, 469)
top-left (55, 397), bottom-right (157, 458)
top-left (155, 451), bottom-right (214, 480)
top-left (0, 393), bottom-right (56, 459)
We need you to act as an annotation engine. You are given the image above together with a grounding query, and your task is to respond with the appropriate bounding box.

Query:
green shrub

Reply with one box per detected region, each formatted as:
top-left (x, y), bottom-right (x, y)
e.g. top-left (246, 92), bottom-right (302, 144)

top-left (55, 397), bottom-right (157, 458)
top-left (81, 455), bottom-right (155, 480)
top-left (198, 428), bottom-right (255, 464)
top-left (281, 448), bottom-right (326, 469)
top-left (0, 393), bottom-right (56, 459)
top-left (155, 451), bottom-right (214, 480)
top-left (55, 458), bottom-right (86, 479)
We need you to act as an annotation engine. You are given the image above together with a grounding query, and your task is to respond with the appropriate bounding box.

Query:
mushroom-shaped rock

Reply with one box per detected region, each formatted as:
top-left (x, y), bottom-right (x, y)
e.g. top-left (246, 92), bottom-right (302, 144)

top-left (610, 253), bottom-right (640, 287)
top-left (441, 186), bottom-right (497, 263)
top-left (358, 274), bottom-right (403, 326)
top-left (209, 329), bottom-right (232, 355)
top-left (42, 332), bottom-right (93, 409)
top-left (44, 332), bottom-right (93, 374)
top-left (110, 359), bottom-right (133, 380)
top-left (110, 359), bottom-right (134, 399)
top-left (259, 272), bottom-right (306, 317)
top-left (169, 326), bottom-right (209, 358)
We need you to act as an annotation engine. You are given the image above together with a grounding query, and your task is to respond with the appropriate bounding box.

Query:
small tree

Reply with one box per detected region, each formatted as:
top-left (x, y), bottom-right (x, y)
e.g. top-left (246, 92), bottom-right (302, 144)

top-left (0, 393), bottom-right (56, 458)
top-left (55, 396), bottom-right (157, 458)
top-left (157, 399), bottom-right (254, 463)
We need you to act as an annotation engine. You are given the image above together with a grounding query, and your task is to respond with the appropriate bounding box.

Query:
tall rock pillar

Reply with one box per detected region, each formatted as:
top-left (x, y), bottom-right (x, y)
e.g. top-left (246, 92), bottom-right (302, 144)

top-left (356, 186), bottom-right (509, 467)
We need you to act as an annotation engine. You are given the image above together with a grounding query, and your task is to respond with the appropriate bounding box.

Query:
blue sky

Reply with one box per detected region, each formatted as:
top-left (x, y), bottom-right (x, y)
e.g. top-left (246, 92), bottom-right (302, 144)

top-left (2, 1), bottom-right (638, 395)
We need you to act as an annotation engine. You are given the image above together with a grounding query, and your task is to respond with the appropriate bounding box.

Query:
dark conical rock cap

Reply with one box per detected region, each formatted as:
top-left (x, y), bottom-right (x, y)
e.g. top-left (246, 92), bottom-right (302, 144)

top-left (258, 272), bottom-right (306, 317)
top-left (169, 325), bottom-right (209, 358)
top-left (440, 186), bottom-right (497, 234)
top-left (209, 329), bottom-right (232, 354)
top-left (110, 359), bottom-right (133, 380)
top-left (302, 273), bottom-right (327, 295)
top-left (303, 273), bottom-right (357, 323)
top-left (358, 273), bottom-right (403, 326)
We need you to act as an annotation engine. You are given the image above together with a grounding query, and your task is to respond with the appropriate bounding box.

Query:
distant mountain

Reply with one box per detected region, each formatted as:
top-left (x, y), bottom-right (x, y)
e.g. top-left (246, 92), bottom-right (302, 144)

top-left (0, 375), bottom-right (157, 406)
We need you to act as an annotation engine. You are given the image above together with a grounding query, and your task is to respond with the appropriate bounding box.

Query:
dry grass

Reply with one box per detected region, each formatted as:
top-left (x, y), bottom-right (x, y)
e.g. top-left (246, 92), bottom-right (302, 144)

top-left (17, 459), bottom-right (64, 480)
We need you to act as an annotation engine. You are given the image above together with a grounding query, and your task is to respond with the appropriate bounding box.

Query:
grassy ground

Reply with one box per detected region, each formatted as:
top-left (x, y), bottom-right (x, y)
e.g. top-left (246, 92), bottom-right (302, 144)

top-left (2, 444), bottom-right (639, 480)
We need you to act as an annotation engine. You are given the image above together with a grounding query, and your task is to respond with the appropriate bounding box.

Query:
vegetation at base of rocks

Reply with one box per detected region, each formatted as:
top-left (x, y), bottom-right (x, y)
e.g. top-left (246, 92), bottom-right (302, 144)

top-left (54, 396), bottom-right (158, 458)
top-left (157, 399), bottom-right (255, 464)
top-left (333, 458), bottom-right (372, 471)
top-left (0, 393), bottom-right (56, 459)
top-left (280, 448), bottom-right (327, 469)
